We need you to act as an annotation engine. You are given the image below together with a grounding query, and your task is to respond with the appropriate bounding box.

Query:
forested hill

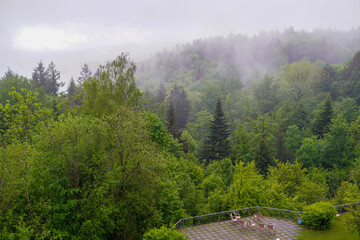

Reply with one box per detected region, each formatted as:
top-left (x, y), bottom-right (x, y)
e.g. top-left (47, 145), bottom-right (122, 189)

top-left (136, 27), bottom-right (360, 92)
top-left (2, 27), bottom-right (360, 239)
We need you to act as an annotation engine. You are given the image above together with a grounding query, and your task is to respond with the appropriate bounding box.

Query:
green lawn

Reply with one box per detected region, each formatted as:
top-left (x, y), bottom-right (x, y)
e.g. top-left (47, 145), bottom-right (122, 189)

top-left (297, 214), bottom-right (359, 240)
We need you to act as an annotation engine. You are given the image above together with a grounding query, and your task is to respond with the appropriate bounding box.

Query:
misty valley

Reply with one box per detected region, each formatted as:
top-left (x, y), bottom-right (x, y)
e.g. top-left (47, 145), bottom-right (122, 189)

top-left (1, 28), bottom-right (360, 239)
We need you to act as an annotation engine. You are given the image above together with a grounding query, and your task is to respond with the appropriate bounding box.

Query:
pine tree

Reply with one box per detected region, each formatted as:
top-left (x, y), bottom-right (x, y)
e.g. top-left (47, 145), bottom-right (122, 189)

top-left (166, 101), bottom-right (180, 139)
top-left (67, 77), bottom-right (76, 100)
top-left (32, 60), bottom-right (49, 88)
top-left (47, 61), bottom-right (63, 96)
top-left (155, 83), bottom-right (167, 103)
top-left (312, 95), bottom-right (333, 138)
top-left (78, 63), bottom-right (93, 85)
top-left (254, 135), bottom-right (273, 175)
top-left (2, 67), bottom-right (15, 79)
top-left (169, 85), bottom-right (190, 129)
top-left (202, 98), bottom-right (231, 163)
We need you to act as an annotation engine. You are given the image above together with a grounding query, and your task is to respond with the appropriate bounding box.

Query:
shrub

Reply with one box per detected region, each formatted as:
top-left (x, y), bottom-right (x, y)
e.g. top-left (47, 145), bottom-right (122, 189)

top-left (142, 226), bottom-right (187, 240)
top-left (302, 202), bottom-right (336, 230)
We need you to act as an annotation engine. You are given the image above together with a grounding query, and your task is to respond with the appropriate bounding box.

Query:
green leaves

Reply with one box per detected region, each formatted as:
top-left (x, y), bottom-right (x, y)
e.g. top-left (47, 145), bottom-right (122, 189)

top-left (302, 202), bottom-right (336, 230)
top-left (82, 53), bottom-right (142, 117)
top-left (0, 89), bottom-right (49, 144)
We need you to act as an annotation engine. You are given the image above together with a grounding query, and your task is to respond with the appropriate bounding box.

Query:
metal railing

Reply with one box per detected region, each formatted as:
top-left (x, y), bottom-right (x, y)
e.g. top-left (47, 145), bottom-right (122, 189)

top-left (170, 206), bottom-right (302, 230)
top-left (334, 201), bottom-right (360, 214)
top-left (170, 202), bottom-right (360, 230)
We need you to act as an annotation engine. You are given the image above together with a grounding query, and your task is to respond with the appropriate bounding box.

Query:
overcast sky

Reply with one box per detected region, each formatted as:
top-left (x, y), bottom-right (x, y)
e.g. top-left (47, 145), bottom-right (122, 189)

top-left (0, 0), bottom-right (359, 87)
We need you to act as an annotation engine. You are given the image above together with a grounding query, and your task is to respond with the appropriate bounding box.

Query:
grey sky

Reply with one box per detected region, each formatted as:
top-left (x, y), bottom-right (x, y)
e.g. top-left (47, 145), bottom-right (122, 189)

top-left (0, 0), bottom-right (359, 87)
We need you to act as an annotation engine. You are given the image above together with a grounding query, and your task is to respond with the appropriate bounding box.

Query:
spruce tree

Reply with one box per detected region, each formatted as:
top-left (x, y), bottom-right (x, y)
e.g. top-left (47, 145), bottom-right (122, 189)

top-left (77, 63), bottom-right (93, 85)
top-left (2, 67), bottom-right (15, 79)
top-left (155, 83), bottom-right (167, 103)
top-left (166, 101), bottom-right (180, 139)
top-left (169, 85), bottom-right (190, 129)
top-left (202, 98), bottom-right (231, 163)
top-left (47, 61), bottom-right (63, 96)
top-left (312, 96), bottom-right (333, 138)
top-left (254, 135), bottom-right (273, 175)
top-left (32, 60), bottom-right (49, 89)
top-left (67, 77), bottom-right (76, 100)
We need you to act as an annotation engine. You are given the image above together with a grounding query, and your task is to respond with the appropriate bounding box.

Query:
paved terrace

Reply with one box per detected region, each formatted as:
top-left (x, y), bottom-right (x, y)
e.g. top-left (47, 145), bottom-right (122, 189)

top-left (180, 217), bottom-right (302, 240)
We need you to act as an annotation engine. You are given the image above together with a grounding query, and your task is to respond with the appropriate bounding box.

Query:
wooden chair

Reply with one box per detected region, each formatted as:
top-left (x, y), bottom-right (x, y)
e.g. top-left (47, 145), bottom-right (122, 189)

top-left (266, 225), bottom-right (276, 234)
top-left (248, 220), bottom-right (257, 229)
top-left (258, 223), bottom-right (266, 231)
top-left (230, 213), bottom-right (238, 223)
top-left (254, 212), bottom-right (262, 221)
top-left (233, 211), bottom-right (241, 220)
top-left (239, 220), bottom-right (248, 228)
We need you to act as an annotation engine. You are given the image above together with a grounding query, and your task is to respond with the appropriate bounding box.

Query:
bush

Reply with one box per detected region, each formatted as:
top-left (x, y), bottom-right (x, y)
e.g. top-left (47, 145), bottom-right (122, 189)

top-left (142, 226), bottom-right (187, 240)
top-left (302, 202), bottom-right (336, 230)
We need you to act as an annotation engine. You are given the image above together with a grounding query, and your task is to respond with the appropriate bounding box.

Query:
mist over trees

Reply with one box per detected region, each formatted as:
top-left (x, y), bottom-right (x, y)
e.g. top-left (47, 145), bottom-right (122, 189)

top-left (1, 28), bottom-right (360, 239)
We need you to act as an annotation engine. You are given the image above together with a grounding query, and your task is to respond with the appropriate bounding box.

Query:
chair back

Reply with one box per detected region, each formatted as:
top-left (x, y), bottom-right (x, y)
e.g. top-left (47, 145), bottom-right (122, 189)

top-left (258, 223), bottom-right (265, 230)
top-left (267, 225), bottom-right (274, 230)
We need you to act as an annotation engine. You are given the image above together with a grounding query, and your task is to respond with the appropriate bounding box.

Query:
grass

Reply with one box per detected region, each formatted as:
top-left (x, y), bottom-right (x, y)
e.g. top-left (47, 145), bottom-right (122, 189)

top-left (297, 214), bottom-right (359, 240)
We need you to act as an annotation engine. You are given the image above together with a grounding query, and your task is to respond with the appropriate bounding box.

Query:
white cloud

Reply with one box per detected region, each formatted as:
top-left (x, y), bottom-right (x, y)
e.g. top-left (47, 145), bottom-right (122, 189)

top-left (13, 23), bottom-right (155, 51)
top-left (14, 25), bottom-right (87, 51)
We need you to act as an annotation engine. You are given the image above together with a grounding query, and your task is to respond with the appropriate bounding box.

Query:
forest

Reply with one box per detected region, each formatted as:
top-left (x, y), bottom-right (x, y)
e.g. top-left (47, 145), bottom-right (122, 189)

top-left (1, 28), bottom-right (360, 239)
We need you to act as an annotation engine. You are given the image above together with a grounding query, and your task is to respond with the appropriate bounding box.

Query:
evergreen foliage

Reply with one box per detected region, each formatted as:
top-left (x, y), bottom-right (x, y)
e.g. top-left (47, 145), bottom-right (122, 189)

top-left (77, 63), bottom-right (93, 85)
top-left (166, 101), bottom-right (180, 139)
top-left (254, 135), bottom-right (273, 175)
top-left (169, 85), bottom-right (190, 130)
top-left (32, 60), bottom-right (49, 89)
top-left (202, 98), bottom-right (231, 163)
top-left (312, 95), bottom-right (333, 138)
top-left (155, 83), bottom-right (167, 103)
top-left (2, 34), bottom-right (360, 239)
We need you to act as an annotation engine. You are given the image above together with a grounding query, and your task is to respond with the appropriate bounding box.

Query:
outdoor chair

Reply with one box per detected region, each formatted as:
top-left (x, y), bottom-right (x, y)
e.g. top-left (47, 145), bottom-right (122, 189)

top-left (266, 224), bottom-right (276, 234)
top-left (239, 220), bottom-right (248, 228)
top-left (254, 212), bottom-right (262, 221)
top-left (230, 213), bottom-right (238, 223)
top-left (258, 223), bottom-right (266, 231)
top-left (248, 220), bottom-right (257, 229)
top-left (233, 211), bottom-right (241, 219)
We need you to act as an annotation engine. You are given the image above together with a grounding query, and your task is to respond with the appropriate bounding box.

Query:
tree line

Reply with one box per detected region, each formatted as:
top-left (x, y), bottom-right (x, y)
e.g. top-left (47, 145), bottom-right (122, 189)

top-left (0, 32), bottom-right (360, 238)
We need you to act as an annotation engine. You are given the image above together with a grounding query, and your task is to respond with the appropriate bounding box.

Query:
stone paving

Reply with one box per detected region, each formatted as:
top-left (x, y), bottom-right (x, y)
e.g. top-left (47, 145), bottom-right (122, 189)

top-left (180, 217), bottom-right (302, 240)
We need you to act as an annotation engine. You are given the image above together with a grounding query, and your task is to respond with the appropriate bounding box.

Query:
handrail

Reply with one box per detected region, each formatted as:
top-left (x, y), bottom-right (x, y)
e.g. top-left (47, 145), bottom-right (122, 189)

top-left (170, 202), bottom-right (360, 230)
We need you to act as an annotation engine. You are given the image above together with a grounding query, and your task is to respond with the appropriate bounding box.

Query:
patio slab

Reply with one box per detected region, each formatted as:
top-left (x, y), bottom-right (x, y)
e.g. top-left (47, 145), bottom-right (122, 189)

top-left (180, 217), bottom-right (302, 240)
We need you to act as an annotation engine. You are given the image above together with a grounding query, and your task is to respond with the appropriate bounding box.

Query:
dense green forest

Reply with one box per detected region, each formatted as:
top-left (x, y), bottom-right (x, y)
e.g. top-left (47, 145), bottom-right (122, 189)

top-left (1, 28), bottom-right (360, 239)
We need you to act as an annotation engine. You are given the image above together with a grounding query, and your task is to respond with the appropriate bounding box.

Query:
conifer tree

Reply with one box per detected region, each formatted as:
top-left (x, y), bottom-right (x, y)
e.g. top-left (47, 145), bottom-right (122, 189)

top-left (312, 96), bottom-right (333, 138)
top-left (155, 83), bottom-right (167, 103)
top-left (47, 61), bottom-right (63, 96)
top-left (77, 63), bottom-right (93, 85)
top-left (202, 98), bottom-right (231, 163)
top-left (67, 77), bottom-right (76, 100)
top-left (254, 135), bottom-right (273, 175)
top-left (169, 85), bottom-right (190, 129)
top-left (2, 67), bottom-right (15, 79)
top-left (32, 60), bottom-right (49, 88)
top-left (166, 101), bottom-right (180, 139)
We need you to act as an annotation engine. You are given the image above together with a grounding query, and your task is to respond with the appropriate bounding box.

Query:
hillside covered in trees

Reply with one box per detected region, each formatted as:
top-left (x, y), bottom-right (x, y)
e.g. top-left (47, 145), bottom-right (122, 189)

top-left (1, 28), bottom-right (360, 239)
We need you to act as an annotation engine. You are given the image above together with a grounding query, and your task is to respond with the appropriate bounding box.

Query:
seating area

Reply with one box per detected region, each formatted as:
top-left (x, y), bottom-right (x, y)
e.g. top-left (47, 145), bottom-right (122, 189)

top-left (181, 215), bottom-right (302, 239)
top-left (232, 212), bottom-right (276, 234)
